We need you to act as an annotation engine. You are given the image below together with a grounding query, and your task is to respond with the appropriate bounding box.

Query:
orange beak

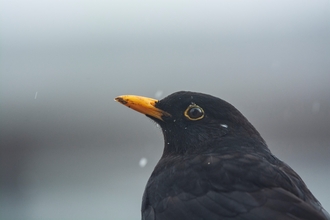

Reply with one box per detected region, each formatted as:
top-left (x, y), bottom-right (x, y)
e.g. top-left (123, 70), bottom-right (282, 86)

top-left (115, 95), bottom-right (171, 121)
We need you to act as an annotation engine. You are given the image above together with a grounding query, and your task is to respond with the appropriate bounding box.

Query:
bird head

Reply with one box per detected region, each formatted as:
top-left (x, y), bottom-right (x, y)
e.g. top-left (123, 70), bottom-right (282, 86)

top-left (115, 91), bottom-right (265, 155)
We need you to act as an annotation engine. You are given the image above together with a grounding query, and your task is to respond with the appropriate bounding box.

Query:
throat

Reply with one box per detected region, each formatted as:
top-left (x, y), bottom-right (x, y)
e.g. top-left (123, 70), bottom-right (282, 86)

top-left (162, 134), bottom-right (186, 156)
top-left (161, 129), bottom-right (268, 157)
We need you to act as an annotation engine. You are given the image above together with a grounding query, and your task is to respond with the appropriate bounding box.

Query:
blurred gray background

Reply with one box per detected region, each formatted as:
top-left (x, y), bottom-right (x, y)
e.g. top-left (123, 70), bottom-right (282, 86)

top-left (1, 1), bottom-right (330, 219)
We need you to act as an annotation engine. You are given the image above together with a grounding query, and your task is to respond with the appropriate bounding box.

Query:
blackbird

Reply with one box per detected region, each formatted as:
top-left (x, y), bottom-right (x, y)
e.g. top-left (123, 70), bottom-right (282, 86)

top-left (115, 91), bottom-right (329, 220)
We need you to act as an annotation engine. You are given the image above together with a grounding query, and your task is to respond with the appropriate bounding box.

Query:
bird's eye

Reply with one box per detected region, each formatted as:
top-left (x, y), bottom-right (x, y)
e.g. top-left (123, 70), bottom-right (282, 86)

top-left (184, 104), bottom-right (204, 120)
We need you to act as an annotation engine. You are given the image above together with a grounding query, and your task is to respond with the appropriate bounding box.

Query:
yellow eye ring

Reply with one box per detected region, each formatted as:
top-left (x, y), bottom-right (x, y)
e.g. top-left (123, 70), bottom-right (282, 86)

top-left (184, 104), bottom-right (204, 121)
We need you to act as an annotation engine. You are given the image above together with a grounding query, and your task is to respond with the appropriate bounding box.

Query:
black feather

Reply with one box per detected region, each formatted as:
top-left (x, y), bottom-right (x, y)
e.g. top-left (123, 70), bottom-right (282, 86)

top-left (136, 91), bottom-right (329, 220)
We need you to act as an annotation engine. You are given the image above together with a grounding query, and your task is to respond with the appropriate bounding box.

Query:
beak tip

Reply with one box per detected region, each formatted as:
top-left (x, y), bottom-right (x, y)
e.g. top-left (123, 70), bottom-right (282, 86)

top-left (114, 96), bottom-right (127, 105)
